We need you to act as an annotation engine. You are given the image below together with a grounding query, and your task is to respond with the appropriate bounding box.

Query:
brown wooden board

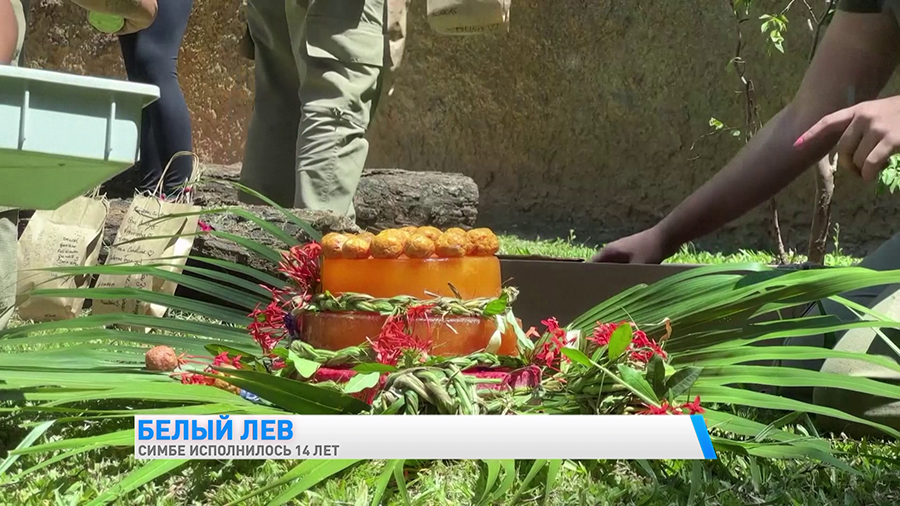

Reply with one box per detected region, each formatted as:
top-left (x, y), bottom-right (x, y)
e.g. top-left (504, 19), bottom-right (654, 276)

top-left (499, 257), bottom-right (813, 329)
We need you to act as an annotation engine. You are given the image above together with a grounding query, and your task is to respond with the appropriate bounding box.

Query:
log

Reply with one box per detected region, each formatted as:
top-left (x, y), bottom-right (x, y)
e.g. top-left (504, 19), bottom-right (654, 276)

top-left (101, 164), bottom-right (479, 231)
top-left (352, 168), bottom-right (479, 230)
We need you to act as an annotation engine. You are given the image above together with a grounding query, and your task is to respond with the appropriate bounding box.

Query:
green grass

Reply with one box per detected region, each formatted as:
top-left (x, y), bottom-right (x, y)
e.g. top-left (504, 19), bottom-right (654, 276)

top-left (498, 233), bottom-right (862, 266)
top-left (0, 235), bottom-right (889, 505)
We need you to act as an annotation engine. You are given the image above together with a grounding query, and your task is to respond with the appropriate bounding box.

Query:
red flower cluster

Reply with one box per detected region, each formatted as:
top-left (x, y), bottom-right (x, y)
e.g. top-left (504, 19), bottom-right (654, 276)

top-left (212, 351), bottom-right (243, 369)
top-left (638, 396), bottom-right (704, 415)
top-left (180, 373), bottom-right (217, 386)
top-left (278, 242), bottom-right (322, 302)
top-left (369, 310), bottom-right (434, 366)
top-left (177, 351), bottom-right (244, 386)
top-left (589, 321), bottom-right (667, 362)
top-left (533, 318), bottom-right (574, 371)
top-left (248, 299), bottom-right (288, 354)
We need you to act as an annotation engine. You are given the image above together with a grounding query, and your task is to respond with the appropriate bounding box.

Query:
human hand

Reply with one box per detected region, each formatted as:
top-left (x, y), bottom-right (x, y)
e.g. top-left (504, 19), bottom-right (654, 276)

top-left (795, 95), bottom-right (900, 183)
top-left (591, 228), bottom-right (670, 264)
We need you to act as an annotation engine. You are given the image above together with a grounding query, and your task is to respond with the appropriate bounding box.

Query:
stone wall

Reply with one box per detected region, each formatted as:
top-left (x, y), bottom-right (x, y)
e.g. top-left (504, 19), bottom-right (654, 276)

top-left (23, 0), bottom-right (900, 256)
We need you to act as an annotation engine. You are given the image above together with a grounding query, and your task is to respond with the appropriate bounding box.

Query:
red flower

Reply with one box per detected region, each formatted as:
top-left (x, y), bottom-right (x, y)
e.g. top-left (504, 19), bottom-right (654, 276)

top-left (248, 299), bottom-right (287, 354)
top-left (369, 313), bottom-right (433, 366)
top-left (682, 396), bottom-right (705, 415)
top-left (278, 242), bottom-right (322, 301)
top-left (637, 401), bottom-right (681, 415)
top-left (179, 373), bottom-right (217, 386)
top-left (211, 352), bottom-right (242, 369)
top-left (589, 321), bottom-right (667, 363)
top-left (533, 317), bottom-right (573, 371)
top-left (198, 220), bottom-right (213, 233)
top-left (637, 397), bottom-right (704, 415)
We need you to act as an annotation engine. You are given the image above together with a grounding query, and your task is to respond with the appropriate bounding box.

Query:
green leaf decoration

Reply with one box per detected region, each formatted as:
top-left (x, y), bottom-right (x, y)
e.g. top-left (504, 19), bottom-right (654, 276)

top-left (645, 354), bottom-right (667, 398)
top-left (343, 372), bottom-right (381, 394)
top-left (618, 364), bottom-right (660, 404)
top-left (560, 347), bottom-right (592, 368)
top-left (482, 291), bottom-right (510, 317)
top-left (288, 351), bottom-right (321, 379)
top-left (607, 322), bottom-right (633, 360)
top-left (665, 367), bottom-right (702, 399)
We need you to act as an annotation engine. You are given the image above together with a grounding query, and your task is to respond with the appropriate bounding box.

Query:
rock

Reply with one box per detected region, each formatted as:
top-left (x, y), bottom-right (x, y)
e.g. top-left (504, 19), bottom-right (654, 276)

top-left (100, 164), bottom-right (479, 230)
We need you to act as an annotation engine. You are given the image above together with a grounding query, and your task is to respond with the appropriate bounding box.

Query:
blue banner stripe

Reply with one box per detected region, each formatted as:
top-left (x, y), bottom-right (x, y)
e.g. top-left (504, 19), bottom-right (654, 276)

top-left (690, 415), bottom-right (717, 460)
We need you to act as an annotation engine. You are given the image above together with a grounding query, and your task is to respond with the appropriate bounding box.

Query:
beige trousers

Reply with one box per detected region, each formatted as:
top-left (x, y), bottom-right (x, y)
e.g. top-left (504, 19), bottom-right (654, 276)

top-left (240, 0), bottom-right (389, 220)
top-left (0, 0), bottom-right (26, 330)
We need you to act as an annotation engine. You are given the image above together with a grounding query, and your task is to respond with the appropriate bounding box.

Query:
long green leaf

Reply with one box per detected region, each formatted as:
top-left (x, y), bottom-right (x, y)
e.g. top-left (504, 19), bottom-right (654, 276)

top-left (87, 459), bottom-right (189, 506)
top-left (0, 420), bottom-right (53, 477)
top-left (543, 460), bottom-right (562, 506)
top-left (226, 460), bottom-right (330, 506)
top-left (692, 384), bottom-right (900, 438)
top-left (477, 460), bottom-right (502, 505)
top-left (35, 264), bottom-right (263, 310)
top-left (268, 460), bottom-right (360, 506)
top-left (372, 460), bottom-right (404, 506)
top-left (147, 207), bottom-right (300, 248)
top-left (490, 459), bottom-right (517, 502)
top-left (185, 255), bottom-right (287, 289)
top-left (208, 368), bottom-right (369, 414)
top-left (697, 365), bottom-right (900, 400)
top-left (509, 460), bottom-right (547, 504)
top-left (26, 287), bottom-right (250, 325)
top-left (12, 430), bottom-right (135, 456)
top-left (229, 181), bottom-right (323, 241)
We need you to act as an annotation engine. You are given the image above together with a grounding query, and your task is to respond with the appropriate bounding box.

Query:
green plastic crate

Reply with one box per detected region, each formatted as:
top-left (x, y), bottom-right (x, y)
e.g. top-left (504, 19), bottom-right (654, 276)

top-left (0, 66), bottom-right (159, 210)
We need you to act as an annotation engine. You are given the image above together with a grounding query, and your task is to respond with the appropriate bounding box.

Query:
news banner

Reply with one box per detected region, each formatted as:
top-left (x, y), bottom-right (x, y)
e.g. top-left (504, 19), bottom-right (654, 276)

top-left (135, 415), bottom-right (717, 460)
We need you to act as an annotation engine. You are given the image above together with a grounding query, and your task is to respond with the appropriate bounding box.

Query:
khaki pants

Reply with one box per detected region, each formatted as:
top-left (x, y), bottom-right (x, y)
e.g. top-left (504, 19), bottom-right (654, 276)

top-left (0, 0), bottom-right (25, 330)
top-left (783, 232), bottom-right (900, 435)
top-left (240, 0), bottom-right (387, 220)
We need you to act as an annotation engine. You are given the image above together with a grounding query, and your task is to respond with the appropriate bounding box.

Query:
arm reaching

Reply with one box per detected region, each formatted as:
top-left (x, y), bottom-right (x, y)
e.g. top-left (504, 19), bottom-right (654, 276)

top-left (70, 0), bottom-right (158, 33)
top-left (0, 0), bottom-right (17, 64)
top-left (595, 10), bottom-right (900, 264)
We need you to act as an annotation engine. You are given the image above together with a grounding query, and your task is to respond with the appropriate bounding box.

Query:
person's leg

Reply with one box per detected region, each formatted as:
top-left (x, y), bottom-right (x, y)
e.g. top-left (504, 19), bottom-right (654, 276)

top-left (1, 0), bottom-right (26, 330)
top-left (119, 34), bottom-right (163, 194)
top-left (0, 207), bottom-right (16, 331)
top-left (240, 0), bottom-right (302, 207)
top-left (291, 0), bottom-right (387, 220)
top-left (122, 0), bottom-right (195, 196)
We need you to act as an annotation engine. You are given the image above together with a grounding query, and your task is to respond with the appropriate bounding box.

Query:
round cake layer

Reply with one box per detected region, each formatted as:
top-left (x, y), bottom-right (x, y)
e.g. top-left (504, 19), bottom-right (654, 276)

top-left (321, 256), bottom-right (502, 299)
top-left (301, 311), bottom-right (518, 357)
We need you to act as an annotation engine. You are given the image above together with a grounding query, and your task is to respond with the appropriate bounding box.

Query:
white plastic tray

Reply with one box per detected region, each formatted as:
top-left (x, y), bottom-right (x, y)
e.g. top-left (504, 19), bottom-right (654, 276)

top-left (0, 66), bottom-right (160, 210)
